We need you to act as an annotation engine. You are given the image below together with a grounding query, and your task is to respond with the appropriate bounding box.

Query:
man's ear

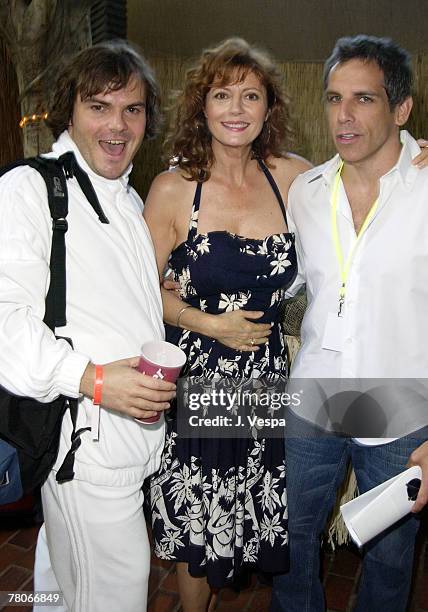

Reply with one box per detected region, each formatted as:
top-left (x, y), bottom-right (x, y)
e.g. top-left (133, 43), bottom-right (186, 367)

top-left (395, 96), bottom-right (413, 126)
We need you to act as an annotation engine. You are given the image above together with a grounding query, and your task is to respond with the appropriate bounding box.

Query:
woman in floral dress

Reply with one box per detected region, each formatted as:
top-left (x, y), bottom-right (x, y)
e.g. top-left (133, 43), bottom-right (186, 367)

top-left (144, 38), bottom-right (311, 611)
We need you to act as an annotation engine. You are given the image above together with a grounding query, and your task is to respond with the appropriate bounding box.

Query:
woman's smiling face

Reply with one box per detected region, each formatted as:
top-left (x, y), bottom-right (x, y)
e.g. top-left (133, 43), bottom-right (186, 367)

top-left (204, 71), bottom-right (268, 151)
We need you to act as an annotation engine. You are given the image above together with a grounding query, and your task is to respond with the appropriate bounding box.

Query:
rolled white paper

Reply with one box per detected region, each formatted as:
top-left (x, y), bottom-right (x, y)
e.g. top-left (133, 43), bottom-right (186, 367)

top-left (340, 465), bottom-right (422, 547)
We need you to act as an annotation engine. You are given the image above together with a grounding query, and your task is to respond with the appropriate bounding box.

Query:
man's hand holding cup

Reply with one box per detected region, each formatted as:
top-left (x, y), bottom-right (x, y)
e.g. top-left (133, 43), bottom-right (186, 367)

top-left (136, 340), bottom-right (186, 424)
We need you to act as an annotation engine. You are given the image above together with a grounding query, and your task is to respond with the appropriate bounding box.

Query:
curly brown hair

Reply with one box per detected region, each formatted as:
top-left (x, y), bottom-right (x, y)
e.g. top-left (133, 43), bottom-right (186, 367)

top-left (46, 40), bottom-right (161, 140)
top-left (165, 38), bottom-right (294, 181)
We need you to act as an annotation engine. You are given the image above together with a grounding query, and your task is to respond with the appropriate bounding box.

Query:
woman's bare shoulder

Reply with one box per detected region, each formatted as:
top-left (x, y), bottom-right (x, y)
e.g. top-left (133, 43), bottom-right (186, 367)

top-left (274, 153), bottom-right (313, 176)
top-left (148, 168), bottom-right (194, 198)
top-left (144, 168), bottom-right (196, 230)
top-left (266, 154), bottom-right (312, 195)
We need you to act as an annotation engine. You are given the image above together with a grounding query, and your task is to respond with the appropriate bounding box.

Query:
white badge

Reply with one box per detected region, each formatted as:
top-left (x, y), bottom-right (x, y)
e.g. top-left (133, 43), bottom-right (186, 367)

top-left (322, 312), bottom-right (345, 352)
top-left (91, 404), bottom-right (100, 441)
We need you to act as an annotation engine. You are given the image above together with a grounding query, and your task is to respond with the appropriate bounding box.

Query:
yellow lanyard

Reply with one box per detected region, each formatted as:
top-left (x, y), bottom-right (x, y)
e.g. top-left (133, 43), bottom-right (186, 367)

top-left (331, 161), bottom-right (379, 316)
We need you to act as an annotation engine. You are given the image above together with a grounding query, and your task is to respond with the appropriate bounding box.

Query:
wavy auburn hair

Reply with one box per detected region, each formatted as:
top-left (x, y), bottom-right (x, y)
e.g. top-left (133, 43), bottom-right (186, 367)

top-left (166, 38), bottom-right (294, 181)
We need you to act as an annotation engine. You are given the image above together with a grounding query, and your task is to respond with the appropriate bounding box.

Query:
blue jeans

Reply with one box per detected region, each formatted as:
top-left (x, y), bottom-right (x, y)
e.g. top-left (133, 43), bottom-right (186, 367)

top-left (271, 411), bottom-right (426, 612)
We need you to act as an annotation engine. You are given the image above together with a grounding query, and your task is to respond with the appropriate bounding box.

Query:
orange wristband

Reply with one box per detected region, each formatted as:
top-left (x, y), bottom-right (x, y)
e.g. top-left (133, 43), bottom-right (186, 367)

top-left (92, 365), bottom-right (103, 405)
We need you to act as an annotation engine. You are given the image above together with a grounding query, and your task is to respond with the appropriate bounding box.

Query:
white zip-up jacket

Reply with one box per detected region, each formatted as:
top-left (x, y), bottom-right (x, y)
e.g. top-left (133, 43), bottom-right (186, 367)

top-left (0, 132), bottom-right (165, 485)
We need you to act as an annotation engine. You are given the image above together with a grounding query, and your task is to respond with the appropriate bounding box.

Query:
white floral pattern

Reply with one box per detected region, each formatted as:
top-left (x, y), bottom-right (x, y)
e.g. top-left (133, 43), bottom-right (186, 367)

top-left (270, 252), bottom-right (292, 276)
top-left (196, 236), bottom-right (211, 255)
top-left (218, 291), bottom-right (250, 312)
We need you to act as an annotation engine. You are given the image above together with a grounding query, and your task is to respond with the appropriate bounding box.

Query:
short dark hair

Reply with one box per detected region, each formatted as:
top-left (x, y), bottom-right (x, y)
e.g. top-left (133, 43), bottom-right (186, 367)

top-left (323, 35), bottom-right (413, 109)
top-left (47, 40), bottom-right (161, 140)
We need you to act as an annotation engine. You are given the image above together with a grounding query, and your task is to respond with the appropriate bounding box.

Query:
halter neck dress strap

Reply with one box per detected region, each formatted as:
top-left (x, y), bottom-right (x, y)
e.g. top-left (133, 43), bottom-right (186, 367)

top-left (257, 158), bottom-right (288, 226)
top-left (186, 181), bottom-right (203, 242)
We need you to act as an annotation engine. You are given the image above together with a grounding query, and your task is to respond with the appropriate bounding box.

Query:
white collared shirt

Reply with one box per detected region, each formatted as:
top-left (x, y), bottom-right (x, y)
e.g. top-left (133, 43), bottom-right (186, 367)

top-left (286, 131), bottom-right (428, 442)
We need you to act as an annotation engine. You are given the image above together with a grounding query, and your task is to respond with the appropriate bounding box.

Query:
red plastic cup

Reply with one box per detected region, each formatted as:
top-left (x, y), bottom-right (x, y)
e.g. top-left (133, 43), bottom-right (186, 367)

top-left (136, 340), bottom-right (186, 424)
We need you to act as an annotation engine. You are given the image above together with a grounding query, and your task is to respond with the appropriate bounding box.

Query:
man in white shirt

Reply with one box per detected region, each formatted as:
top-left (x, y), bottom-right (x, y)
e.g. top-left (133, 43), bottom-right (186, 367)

top-left (271, 35), bottom-right (428, 612)
top-left (0, 41), bottom-right (175, 611)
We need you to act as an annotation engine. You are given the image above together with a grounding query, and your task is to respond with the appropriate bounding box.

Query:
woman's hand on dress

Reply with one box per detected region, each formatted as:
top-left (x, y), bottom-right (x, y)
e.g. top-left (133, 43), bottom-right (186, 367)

top-left (211, 310), bottom-right (271, 352)
top-left (413, 139), bottom-right (428, 168)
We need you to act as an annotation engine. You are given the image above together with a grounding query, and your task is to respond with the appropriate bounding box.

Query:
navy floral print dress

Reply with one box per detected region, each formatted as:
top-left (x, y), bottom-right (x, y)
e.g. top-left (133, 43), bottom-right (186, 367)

top-left (149, 160), bottom-right (297, 588)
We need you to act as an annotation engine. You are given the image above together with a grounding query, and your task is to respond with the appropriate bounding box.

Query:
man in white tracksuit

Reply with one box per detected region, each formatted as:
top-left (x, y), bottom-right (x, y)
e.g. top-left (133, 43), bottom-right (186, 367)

top-left (0, 41), bottom-right (175, 611)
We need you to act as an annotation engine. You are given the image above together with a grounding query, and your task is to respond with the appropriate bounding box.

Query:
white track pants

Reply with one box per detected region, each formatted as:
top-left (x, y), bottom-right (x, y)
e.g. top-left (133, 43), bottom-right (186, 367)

top-left (34, 472), bottom-right (150, 612)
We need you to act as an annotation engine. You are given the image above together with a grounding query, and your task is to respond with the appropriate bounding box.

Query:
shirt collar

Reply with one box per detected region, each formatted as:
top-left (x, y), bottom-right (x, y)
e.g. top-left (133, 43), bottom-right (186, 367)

top-left (318, 130), bottom-right (419, 190)
top-left (383, 129), bottom-right (419, 188)
top-left (51, 131), bottom-right (133, 188)
top-left (320, 154), bottom-right (342, 186)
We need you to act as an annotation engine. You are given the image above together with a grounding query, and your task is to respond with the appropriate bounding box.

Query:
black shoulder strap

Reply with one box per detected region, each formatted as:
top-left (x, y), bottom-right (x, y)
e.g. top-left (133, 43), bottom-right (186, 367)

top-left (59, 152), bottom-right (109, 224)
top-left (0, 157), bottom-right (69, 330)
top-left (34, 157), bottom-right (69, 330)
top-left (258, 158), bottom-right (288, 226)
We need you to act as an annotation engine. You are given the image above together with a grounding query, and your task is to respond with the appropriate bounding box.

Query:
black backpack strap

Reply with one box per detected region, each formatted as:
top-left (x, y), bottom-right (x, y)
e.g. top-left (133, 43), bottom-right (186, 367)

top-left (59, 152), bottom-right (109, 224)
top-left (19, 154), bottom-right (109, 329)
top-left (55, 398), bottom-right (90, 483)
top-left (0, 156), bottom-right (69, 331)
top-left (33, 157), bottom-right (69, 330)
top-left (0, 159), bottom-right (40, 178)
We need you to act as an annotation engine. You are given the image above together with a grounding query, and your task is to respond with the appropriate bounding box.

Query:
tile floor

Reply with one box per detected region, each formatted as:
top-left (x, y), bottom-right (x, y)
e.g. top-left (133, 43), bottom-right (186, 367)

top-left (0, 499), bottom-right (427, 612)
